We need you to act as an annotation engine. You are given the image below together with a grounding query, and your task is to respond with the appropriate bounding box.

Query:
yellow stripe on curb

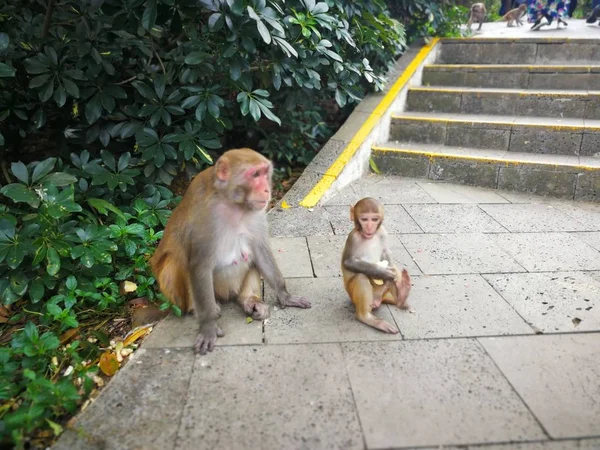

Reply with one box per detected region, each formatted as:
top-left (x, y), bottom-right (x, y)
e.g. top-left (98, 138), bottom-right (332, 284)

top-left (372, 145), bottom-right (600, 170)
top-left (299, 38), bottom-right (440, 208)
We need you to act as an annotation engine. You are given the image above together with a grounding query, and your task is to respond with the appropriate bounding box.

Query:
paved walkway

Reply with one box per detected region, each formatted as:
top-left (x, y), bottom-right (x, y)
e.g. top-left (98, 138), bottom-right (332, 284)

top-left (55, 175), bottom-right (600, 450)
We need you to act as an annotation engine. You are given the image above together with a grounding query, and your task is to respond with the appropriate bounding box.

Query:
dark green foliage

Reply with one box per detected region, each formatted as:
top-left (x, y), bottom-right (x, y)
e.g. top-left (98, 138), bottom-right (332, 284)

top-left (387, 0), bottom-right (468, 39)
top-left (0, 0), bottom-right (406, 173)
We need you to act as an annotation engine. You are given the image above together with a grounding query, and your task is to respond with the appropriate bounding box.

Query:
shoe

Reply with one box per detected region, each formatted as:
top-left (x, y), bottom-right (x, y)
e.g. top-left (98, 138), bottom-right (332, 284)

top-left (586, 5), bottom-right (600, 23)
top-left (531, 16), bottom-right (549, 30)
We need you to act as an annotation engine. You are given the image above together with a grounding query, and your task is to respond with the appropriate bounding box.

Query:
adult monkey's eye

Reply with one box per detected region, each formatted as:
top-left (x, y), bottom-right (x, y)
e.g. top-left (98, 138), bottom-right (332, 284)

top-left (253, 171), bottom-right (260, 178)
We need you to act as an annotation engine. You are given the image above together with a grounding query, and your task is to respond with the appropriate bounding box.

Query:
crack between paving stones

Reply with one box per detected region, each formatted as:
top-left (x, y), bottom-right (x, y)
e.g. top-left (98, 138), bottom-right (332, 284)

top-left (339, 344), bottom-right (369, 450)
top-left (304, 236), bottom-right (317, 278)
top-left (216, 330), bottom-right (600, 348)
top-left (476, 205), bottom-right (512, 233)
top-left (480, 274), bottom-right (540, 335)
top-left (172, 351), bottom-right (197, 450)
top-left (474, 338), bottom-right (552, 440)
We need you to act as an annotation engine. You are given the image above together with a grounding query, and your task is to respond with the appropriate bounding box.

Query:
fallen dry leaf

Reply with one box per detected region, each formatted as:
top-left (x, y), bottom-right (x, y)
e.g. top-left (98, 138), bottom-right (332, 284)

top-left (119, 280), bottom-right (138, 295)
top-left (123, 324), bottom-right (153, 347)
top-left (99, 351), bottom-right (119, 377)
top-left (572, 317), bottom-right (582, 327)
top-left (60, 328), bottom-right (80, 345)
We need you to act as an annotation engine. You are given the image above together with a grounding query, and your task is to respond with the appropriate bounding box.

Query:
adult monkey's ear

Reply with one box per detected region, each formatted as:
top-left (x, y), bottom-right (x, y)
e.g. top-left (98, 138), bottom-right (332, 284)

top-left (350, 204), bottom-right (355, 221)
top-left (215, 155), bottom-right (230, 182)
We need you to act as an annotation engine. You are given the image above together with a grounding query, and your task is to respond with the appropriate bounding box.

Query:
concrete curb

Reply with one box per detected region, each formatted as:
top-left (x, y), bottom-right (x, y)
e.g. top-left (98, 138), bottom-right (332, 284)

top-left (278, 38), bottom-right (440, 209)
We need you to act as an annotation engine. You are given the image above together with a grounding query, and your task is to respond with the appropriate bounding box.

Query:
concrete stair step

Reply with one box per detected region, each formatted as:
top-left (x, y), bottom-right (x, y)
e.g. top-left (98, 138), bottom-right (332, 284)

top-left (371, 141), bottom-right (600, 202)
top-left (390, 112), bottom-right (600, 157)
top-left (406, 86), bottom-right (600, 120)
top-left (438, 38), bottom-right (600, 65)
top-left (422, 64), bottom-right (600, 90)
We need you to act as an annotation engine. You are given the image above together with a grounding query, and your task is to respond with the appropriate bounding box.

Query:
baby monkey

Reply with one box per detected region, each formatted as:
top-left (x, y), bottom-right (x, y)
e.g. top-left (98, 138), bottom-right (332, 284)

top-left (502, 3), bottom-right (527, 27)
top-left (341, 197), bottom-right (411, 334)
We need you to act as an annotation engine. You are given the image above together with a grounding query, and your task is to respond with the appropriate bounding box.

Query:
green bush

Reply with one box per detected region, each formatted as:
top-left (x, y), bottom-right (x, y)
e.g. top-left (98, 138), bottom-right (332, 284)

top-left (387, 0), bottom-right (469, 38)
top-left (0, 155), bottom-right (173, 447)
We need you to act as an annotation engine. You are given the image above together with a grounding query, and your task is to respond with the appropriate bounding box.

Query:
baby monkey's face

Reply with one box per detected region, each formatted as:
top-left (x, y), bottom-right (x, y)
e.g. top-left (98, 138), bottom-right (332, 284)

top-left (358, 213), bottom-right (382, 239)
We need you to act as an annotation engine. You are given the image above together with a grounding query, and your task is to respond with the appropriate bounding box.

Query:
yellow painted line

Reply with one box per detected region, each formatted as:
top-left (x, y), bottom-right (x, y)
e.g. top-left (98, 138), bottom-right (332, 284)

top-left (372, 146), bottom-right (600, 170)
top-left (391, 114), bottom-right (589, 131)
top-left (299, 38), bottom-right (440, 208)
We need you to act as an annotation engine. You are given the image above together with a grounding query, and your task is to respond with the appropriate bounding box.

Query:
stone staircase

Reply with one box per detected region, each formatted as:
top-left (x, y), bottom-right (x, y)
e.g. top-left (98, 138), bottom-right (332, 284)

top-left (371, 38), bottom-right (600, 202)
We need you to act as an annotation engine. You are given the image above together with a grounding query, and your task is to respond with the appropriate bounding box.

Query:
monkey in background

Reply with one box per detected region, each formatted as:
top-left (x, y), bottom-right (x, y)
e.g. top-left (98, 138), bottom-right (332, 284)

top-left (341, 198), bottom-right (411, 334)
top-left (150, 148), bottom-right (311, 355)
top-left (467, 2), bottom-right (487, 31)
top-left (502, 3), bottom-right (527, 26)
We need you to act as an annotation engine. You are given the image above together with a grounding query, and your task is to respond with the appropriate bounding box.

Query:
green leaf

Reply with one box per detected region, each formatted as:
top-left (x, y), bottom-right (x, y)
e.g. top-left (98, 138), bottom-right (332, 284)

top-left (182, 95), bottom-right (201, 109)
top-left (248, 99), bottom-right (261, 121)
top-left (87, 198), bottom-right (127, 221)
top-left (6, 244), bottom-right (25, 269)
top-left (46, 419), bottom-right (64, 437)
top-left (184, 52), bottom-right (208, 65)
top-left (39, 81), bottom-right (55, 102)
top-left (46, 247), bottom-right (61, 276)
top-left (369, 157), bottom-right (381, 174)
top-left (41, 172), bottom-right (78, 186)
top-left (142, 0), bottom-right (158, 30)
top-left (54, 85), bottom-right (67, 107)
top-left (29, 74), bottom-right (52, 88)
top-left (24, 322), bottom-right (39, 341)
top-left (101, 149), bottom-right (116, 171)
top-left (132, 81), bottom-right (156, 100)
top-left (256, 19), bottom-right (271, 44)
top-left (0, 33), bottom-right (8, 52)
top-left (118, 153), bottom-right (131, 172)
top-left (208, 13), bottom-right (224, 31)
top-left (0, 184), bottom-right (39, 207)
top-left (11, 162), bottom-right (29, 184)
top-left (255, 99), bottom-right (281, 125)
top-left (65, 275), bottom-right (77, 291)
top-left (85, 95), bottom-right (102, 124)
top-left (0, 62), bottom-right (15, 78)
top-left (29, 279), bottom-right (45, 303)
top-left (32, 157), bottom-right (57, 183)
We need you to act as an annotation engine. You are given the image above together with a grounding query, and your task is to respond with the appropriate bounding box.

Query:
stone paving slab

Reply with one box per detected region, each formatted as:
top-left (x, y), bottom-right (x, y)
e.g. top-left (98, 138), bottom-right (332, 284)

top-left (142, 303), bottom-right (263, 348)
top-left (270, 237), bottom-right (313, 278)
top-left (403, 204), bottom-right (508, 233)
top-left (399, 233), bottom-right (526, 274)
top-left (480, 203), bottom-right (592, 232)
top-left (572, 231), bottom-right (600, 251)
top-left (480, 333), bottom-right (600, 439)
top-left (415, 438), bottom-right (600, 450)
top-left (54, 348), bottom-right (194, 450)
top-left (268, 206), bottom-right (333, 237)
top-left (391, 274), bottom-right (533, 339)
top-left (493, 232), bottom-right (600, 272)
top-left (177, 344), bottom-right (364, 450)
top-left (306, 234), bottom-right (422, 278)
top-left (342, 339), bottom-right (546, 449)
top-left (482, 272), bottom-right (600, 334)
top-left (325, 204), bottom-right (423, 235)
top-left (264, 277), bottom-right (401, 343)
top-left (552, 202), bottom-right (600, 231)
top-left (325, 176), bottom-right (437, 206)
top-left (415, 180), bottom-right (510, 203)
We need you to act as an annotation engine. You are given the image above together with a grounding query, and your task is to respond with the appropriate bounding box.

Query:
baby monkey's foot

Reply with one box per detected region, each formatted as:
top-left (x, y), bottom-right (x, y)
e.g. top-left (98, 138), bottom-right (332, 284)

top-left (394, 269), bottom-right (412, 309)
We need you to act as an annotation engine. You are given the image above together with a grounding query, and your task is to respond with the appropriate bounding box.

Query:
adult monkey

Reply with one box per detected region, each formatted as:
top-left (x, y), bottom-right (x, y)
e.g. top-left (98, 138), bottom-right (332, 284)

top-left (341, 197), bottom-right (411, 334)
top-left (150, 148), bottom-right (311, 354)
